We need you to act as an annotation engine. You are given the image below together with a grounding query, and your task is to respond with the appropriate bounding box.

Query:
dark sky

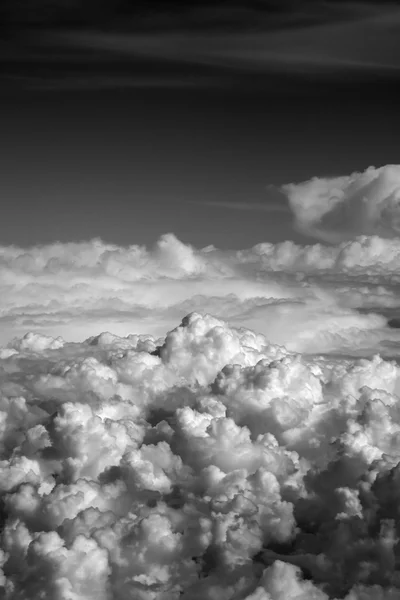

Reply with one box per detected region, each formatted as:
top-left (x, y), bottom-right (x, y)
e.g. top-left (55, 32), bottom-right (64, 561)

top-left (1, 0), bottom-right (400, 249)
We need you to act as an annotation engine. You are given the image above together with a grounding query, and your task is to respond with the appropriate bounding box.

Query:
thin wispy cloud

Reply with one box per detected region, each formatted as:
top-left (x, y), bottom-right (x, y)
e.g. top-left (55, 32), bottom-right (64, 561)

top-left (3, 1), bottom-right (400, 90)
top-left (62, 6), bottom-right (400, 77)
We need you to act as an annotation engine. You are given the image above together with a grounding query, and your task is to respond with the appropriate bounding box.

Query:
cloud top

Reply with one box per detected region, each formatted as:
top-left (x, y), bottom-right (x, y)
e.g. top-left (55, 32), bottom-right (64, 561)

top-left (2, 313), bottom-right (400, 597)
top-left (282, 164), bottom-right (400, 242)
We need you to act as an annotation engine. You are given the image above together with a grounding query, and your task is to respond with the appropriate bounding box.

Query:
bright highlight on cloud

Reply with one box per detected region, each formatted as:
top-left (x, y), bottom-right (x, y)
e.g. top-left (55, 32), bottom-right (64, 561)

top-left (3, 164), bottom-right (400, 598)
top-left (282, 164), bottom-right (400, 243)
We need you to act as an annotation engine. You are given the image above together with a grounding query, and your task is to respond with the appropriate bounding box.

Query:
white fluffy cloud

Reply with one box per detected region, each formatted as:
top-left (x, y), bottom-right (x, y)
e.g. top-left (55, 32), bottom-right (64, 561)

top-left (3, 164), bottom-right (400, 597)
top-left (282, 164), bottom-right (400, 243)
top-left (3, 223), bottom-right (400, 358)
top-left (1, 312), bottom-right (400, 598)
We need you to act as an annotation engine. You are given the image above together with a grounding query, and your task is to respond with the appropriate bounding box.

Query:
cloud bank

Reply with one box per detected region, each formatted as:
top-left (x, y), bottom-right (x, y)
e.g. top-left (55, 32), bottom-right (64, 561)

top-left (2, 313), bottom-right (400, 598)
top-left (3, 195), bottom-right (400, 357)
top-left (3, 164), bottom-right (400, 597)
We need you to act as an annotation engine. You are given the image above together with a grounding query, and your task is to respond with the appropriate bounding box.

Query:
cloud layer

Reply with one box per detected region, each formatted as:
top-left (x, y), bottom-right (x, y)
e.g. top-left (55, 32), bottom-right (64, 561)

top-left (2, 312), bottom-right (400, 598)
top-left (3, 188), bottom-right (400, 358)
top-left (3, 163), bottom-right (400, 597)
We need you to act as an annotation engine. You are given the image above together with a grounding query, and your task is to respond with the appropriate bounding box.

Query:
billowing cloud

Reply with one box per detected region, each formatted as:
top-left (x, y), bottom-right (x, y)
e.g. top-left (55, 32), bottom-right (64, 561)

top-left (3, 164), bottom-right (400, 597)
top-left (2, 313), bottom-right (400, 597)
top-left (282, 164), bottom-right (400, 242)
top-left (3, 217), bottom-right (400, 356)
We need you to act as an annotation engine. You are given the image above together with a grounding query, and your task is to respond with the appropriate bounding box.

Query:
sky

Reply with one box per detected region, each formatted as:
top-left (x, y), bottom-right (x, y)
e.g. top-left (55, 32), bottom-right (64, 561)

top-left (1, 0), bottom-right (400, 248)
top-left (4, 3), bottom-right (400, 599)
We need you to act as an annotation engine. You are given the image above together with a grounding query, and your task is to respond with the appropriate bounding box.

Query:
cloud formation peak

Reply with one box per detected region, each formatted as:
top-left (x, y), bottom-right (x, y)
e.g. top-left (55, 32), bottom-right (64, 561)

top-left (282, 164), bottom-right (400, 243)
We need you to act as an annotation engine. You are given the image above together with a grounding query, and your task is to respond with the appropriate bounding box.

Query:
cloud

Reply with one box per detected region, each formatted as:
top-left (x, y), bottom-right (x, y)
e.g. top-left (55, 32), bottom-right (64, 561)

top-left (0, 232), bottom-right (301, 346)
top-left (4, 216), bottom-right (400, 356)
top-left (4, 163), bottom-right (400, 596)
top-left (282, 164), bottom-right (400, 243)
top-left (2, 312), bottom-right (400, 597)
top-left (4, 1), bottom-right (400, 92)
top-left (62, 6), bottom-right (400, 78)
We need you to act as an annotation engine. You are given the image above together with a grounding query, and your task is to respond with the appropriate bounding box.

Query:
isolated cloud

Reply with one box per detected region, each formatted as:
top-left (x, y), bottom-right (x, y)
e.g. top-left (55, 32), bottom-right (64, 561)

top-left (282, 164), bottom-right (400, 243)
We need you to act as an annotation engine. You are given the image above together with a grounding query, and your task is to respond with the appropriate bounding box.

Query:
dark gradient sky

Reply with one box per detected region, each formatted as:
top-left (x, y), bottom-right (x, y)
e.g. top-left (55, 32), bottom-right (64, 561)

top-left (2, 0), bottom-right (400, 249)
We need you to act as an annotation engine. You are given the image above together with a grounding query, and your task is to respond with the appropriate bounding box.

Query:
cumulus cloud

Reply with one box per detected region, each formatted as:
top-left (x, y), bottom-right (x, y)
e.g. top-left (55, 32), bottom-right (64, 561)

top-left (3, 163), bottom-right (400, 597)
top-left (4, 217), bottom-right (400, 357)
top-left (2, 313), bottom-right (400, 597)
top-left (282, 164), bottom-right (400, 243)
